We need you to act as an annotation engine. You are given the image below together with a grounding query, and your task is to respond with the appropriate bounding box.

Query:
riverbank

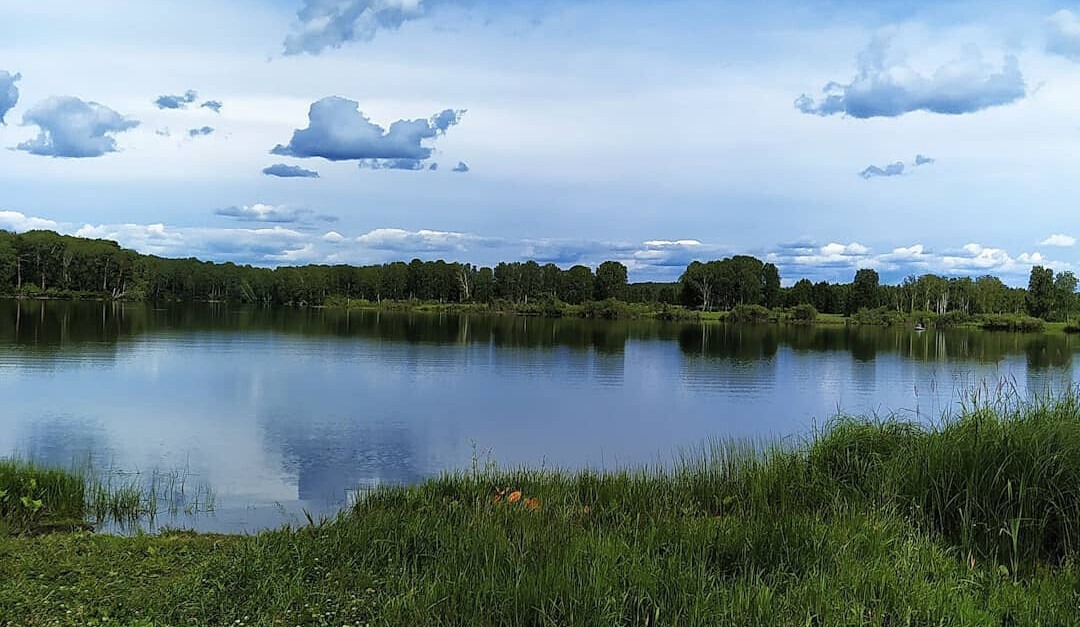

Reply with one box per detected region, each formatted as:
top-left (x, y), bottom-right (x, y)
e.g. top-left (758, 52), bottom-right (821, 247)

top-left (328, 297), bottom-right (1072, 333)
top-left (4, 393), bottom-right (1080, 625)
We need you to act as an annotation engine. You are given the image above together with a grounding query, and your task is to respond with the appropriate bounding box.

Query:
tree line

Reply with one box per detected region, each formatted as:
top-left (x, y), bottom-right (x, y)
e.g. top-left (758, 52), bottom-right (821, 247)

top-left (0, 229), bottom-right (1076, 321)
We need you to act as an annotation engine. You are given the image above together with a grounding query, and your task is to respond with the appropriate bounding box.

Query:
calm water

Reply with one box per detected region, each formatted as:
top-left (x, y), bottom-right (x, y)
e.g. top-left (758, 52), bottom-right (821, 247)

top-left (2, 300), bottom-right (1078, 532)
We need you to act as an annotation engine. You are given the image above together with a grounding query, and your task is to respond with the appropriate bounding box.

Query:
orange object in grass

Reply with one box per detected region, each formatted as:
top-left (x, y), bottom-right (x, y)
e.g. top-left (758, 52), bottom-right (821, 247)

top-left (525, 497), bottom-right (540, 510)
top-left (508, 491), bottom-right (522, 504)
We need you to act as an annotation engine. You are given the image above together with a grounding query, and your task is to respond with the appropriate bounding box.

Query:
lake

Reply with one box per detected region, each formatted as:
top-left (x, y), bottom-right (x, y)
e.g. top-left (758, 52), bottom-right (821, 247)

top-left (1, 299), bottom-right (1077, 533)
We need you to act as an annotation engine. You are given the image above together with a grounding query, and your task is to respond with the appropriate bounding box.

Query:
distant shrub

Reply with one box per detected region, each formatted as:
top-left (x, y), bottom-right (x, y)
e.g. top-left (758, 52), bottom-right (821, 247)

top-left (979, 314), bottom-right (1045, 333)
top-left (580, 299), bottom-right (638, 320)
top-left (934, 310), bottom-right (972, 328)
top-left (1064, 323), bottom-right (1080, 334)
top-left (850, 307), bottom-right (906, 326)
top-left (728, 304), bottom-right (773, 324)
top-left (654, 304), bottom-right (700, 321)
top-left (790, 303), bottom-right (818, 323)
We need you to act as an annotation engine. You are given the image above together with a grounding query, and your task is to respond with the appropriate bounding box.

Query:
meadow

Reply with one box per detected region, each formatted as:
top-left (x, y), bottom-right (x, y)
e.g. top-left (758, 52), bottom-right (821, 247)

top-left (3, 388), bottom-right (1080, 625)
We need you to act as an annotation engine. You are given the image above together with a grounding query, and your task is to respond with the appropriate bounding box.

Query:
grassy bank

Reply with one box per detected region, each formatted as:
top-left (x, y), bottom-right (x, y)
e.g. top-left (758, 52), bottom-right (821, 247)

top-left (326, 298), bottom-right (1072, 334)
top-left (6, 393), bottom-right (1080, 624)
top-left (325, 296), bottom-right (704, 321)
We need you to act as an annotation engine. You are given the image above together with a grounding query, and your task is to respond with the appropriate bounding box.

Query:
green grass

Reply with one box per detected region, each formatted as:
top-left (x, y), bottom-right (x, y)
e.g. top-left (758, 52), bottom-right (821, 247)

top-left (327, 297), bottom-right (704, 321)
top-left (814, 312), bottom-right (848, 325)
top-left (5, 392), bottom-right (1080, 624)
top-left (1, 461), bottom-right (215, 537)
top-left (0, 461), bottom-right (86, 536)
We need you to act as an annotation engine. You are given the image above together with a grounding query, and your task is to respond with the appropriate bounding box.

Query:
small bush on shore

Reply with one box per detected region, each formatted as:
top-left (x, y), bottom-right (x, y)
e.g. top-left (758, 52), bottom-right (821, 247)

top-left (789, 303), bottom-right (818, 323)
top-left (727, 304), bottom-right (773, 323)
top-left (978, 314), bottom-right (1045, 332)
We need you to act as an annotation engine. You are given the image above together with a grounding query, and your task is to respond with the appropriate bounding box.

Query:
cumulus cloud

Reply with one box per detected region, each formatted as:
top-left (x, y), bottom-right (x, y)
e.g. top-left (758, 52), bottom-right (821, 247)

top-left (214, 203), bottom-right (337, 224)
top-left (822, 242), bottom-right (870, 256)
top-left (1040, 233), bottom-right (1076, 247)
top-left (16, 96), bottom-right (139, 158)
top-left (795, 38), bottom-right (1026, 118)
top-left (428, 163), bottom-right (439, 171)
top-left (1047, 10), bottom-right (1080, 61)
top-left (0, 71), bottom-right (21, 124)
top-left (452, 161), bottom-right (470, 173)
top-left (859, 162), bottom-right (904, 179)
top-left (939, 243), bottom-right (1037, 273)
top-left (884, 244), bottom-right (928, 261)
top-left (263, 163), bottom-right (320, 178)
top-left (765, 242), bottom-right (876, 277)
top-left (766, 239), bottom-right (1064, 283)
top-left (0, 210), bottom-right (59, 232)
top-left (155, 90), bottom-right (199, 110)
top-left (914, 154), bottom-right (935, 166)
top-left (284, 0), bottom-right (431, 55)
top-left (271, 97), bottom-right (464, 170)
top-left (188, 126), bottom-right (215, 138)
top-left (200, 100), bottom-right (223, 113)
top-left (356, 228), bottom-right (499, 252)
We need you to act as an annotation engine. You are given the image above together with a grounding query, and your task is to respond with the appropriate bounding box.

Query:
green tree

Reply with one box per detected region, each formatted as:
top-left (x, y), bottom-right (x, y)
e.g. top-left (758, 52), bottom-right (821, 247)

top-left (679, 261), bottom-right (718, 310)
top-left (540, 263), bottom-right (561, 299)
top-left (560, 265), bottom-right (595, 305)
top-left (846, 268), bottom-right (880, 315)
top-left (1026, 266), bottom-right (1055, 319)
top-left (1053, 271), bottom-right (1078, 322)
top-left (973, 275), bottom-right (1008, 314)
top-left (519, 261), bottom-right (543, 303)
top-left (379, 262), bottom-right (409, 300)
top-left (473, 267), bottom-right (495, 302)
top-left (0, 230), bottom-right (16, 292)
top-left (594, 261), bottom-right (628, 301)
top-left (762, 263), bottom-right (781, 308)
top-left (787, 278), bottom-right (813, 307)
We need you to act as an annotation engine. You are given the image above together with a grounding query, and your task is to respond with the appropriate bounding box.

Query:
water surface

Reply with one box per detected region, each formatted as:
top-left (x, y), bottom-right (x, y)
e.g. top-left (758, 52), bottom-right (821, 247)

top-left (2, 300), bottom-right (1077, 532)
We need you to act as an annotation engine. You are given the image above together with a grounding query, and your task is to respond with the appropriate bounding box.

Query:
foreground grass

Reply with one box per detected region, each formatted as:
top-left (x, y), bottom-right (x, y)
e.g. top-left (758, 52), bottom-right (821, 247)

top-left (5, 392), bottom-right (1080, 625)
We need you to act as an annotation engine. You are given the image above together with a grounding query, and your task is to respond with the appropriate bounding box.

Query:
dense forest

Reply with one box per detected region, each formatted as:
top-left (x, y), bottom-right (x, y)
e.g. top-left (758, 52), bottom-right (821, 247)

top-left (1, 229), bottom-right (1077, 321)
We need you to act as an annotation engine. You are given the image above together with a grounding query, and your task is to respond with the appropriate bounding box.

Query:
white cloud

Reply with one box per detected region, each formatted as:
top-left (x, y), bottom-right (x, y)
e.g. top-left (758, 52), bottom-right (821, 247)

top-left (796, 37), bottom-right (1026, 118)
top-left (17, 96), bottom-right (139, 158)
top-left (0, 210), bottom-right (59, 232)
top-left (355, 228), bottom-right (496, 252)
top-left (887, 244), bottom-right (926, 260)
top-left (820, 242), bottom-right (869, 256)
top-left (643, 239), bottom-right (702, 247)
top-left (1039, 233), bottom-right (1076, 247)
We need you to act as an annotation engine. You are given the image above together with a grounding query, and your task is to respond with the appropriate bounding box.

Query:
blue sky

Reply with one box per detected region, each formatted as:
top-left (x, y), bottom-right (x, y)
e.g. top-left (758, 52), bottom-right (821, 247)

top-left (2, 0), bottom-right (1079, 284)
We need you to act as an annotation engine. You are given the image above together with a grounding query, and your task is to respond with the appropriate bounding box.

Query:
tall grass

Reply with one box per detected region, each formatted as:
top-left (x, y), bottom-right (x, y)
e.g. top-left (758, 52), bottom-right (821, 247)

top-left (0, 461), bottom-right (215, 535)
top-left (0, 461), bottom-right (85, 534)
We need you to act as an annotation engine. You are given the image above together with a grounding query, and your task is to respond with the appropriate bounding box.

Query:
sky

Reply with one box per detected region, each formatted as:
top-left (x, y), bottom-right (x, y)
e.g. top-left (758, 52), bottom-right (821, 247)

top-left (2, 0), bottom-right (1080, 284)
